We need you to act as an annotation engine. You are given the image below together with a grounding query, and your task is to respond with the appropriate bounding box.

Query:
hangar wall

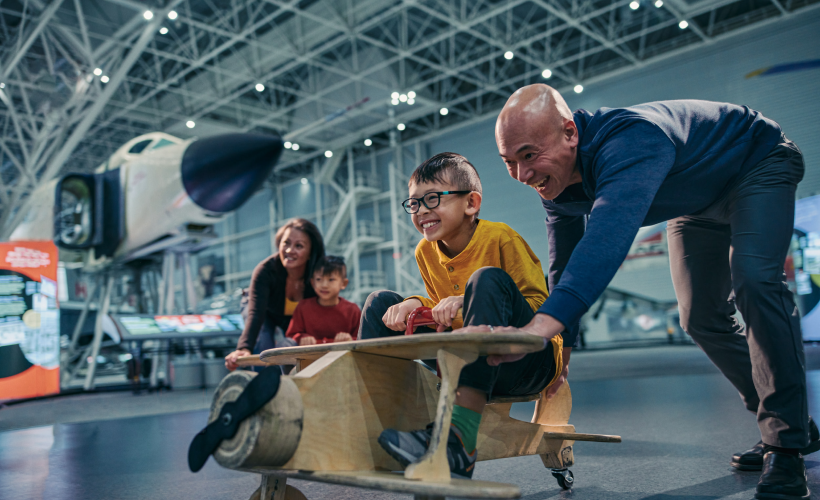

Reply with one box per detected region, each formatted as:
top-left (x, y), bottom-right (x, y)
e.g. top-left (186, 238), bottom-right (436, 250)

top-left (196, 10), bottom-right (820, 307)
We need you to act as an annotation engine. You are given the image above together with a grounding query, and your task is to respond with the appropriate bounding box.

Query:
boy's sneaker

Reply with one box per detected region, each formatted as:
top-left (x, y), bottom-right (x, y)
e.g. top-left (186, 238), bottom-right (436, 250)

top-left (378, 423), bottom-right (477, 479)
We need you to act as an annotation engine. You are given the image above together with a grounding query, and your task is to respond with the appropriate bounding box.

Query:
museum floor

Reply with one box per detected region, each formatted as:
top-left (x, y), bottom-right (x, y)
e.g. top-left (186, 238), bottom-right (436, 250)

top-left (3, 344), bottom-right (820, 500)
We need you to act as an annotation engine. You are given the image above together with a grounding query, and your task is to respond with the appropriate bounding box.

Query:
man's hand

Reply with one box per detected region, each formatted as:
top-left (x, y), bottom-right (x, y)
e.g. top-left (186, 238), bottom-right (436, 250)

top-left (334, 332), bottom-right (353, 343)
top-left (545, 347), bottom-right (571, 398)
top-left (383, 298), bottom-right (423, 331)
top-left (224, 348), bottom-right (251, 371)
top-left (299, 335), bottom-right (317, 346)
top-left (431, 296), bottom-right (464, 330)
top-left (485, 313), bottom-right (565, 365)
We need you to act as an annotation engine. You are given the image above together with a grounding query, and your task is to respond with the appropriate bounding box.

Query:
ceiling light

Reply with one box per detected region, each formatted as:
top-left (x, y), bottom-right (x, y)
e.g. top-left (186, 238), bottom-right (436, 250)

top-left (391, 99), bottom-right (399, 106)
top-left (0, 83), bottom-right (5, 89)
top-left (679, 20), bottom-right (689, 29)
top-left (93, 68), bottom-right (102, 76)
top-left (364, 138), bottom-right (372, 146)
top-left (168, 10), bottom-right (178, 20)
top-left (439, 107), bottom-right (448, 116)
top-left (655, 0), bottom-right (663, 7)
top-left (407, 91), bottom-right (416, 99)
top-left (629, 1), bottom-right (640, 10)
top-left (397, 123), bottom-right (405, 131)
top-left (574, 84), bottom-right (584, 93)
top-left (143, 10), bottom-right (154, 20)
top-left (301, 178), bottom-right (308, 185)
top-left (186, 120), bottom-right (195, 128)
top-left (159, 27), bottom-right (168, 34)
top-left (399, 94), bottom-right (407, 102)
top-left (407, 98), bottom-right (415, 105)
top-left (542, 69), bottom-right (552, 79)
top-left (504, 51), bottom-right (514, 60)
top-left (291, 143), bottom-right (300, 151)
top-left (255, 83), bottom-right (265, 92)
top-left (284, 141), bottom-right (292, 149)
top-left (391, 92), bottom-right (399, 99)
top-left (100, 75), bottom-right (110, 83)
top-left (324, 150), bottom-right (333, 158)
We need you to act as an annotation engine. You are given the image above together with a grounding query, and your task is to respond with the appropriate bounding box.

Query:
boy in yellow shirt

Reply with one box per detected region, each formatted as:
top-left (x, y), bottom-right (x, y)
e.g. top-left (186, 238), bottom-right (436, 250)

top-left (358, 152), bottom-right (562, 479)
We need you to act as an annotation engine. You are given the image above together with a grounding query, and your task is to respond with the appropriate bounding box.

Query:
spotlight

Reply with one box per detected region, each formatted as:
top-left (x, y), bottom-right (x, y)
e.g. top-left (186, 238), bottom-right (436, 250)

top-left (186, 120), bottom-right (195, 128)
top-left (284, 141), bottom-right (292, 149)
top-left (168, 10), bottom-right (178, 20)
top-left (100, 75), bottom-right (110, 83)
top-left (391, 92), bottom-right (399, 99)
top-left (407, 98), bottom-right (415, 105)
top-left (439, 108), bottom-right (448, 116)
top-left (159, 27), bottom-right (168, 34)
top-left (679, 20), bottom-right (688, 29)
top-left (143, 10), bottom-right (154, 20)
top-left (654, 0), bottom-right (663, 7)
top-left (255, 83), bottom-right (265, 92)
top-left (408, 91), bottom-right (416, 99)
top-left (324, 150), bottom-right (333, 158)
top-left (397, 123), bottom-right (405, 131)
top-left (629, 1), bottom-right (639, 10)
top-left (364, 138), bottom-right (372, 146)
top-left (301, 178), bottom-right (308, 185)
top-left (0, 83), bottom-right (5, 89)
top-left (542, 69), bottom-right (552, 79)
top-left (574, 84), bottom-right (584, 93)
top-left (93, 68), bottom-right (102, 76)
top-left (391, 99), bottom-right (399, 106)
top-left (292, 143), bottom-right (300, 151)
top-left (504, 51), bottom-right (514, 60)
top-left (399, 94), bottom-right (407, 102)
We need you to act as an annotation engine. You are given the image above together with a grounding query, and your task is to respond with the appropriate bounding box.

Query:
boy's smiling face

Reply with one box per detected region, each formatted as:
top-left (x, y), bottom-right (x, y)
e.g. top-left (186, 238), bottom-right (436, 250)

top-left (312, 270), bottom-right (347, 303)
top-left (409, 178), bottom-right (477, 243)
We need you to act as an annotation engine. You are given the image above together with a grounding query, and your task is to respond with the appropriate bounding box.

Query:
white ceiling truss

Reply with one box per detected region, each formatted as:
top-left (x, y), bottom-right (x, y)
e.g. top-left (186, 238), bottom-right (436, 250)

top-left (0, 0), bottom-right (817, 237)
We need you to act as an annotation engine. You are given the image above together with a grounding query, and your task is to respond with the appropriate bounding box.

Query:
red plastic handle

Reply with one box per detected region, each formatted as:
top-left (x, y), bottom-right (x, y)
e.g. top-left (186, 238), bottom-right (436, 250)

top-left (406, 307), bottom-right (437, 335)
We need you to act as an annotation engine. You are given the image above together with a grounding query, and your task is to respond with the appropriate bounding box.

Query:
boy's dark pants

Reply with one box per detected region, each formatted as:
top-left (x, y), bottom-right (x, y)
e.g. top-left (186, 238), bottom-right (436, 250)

top-left (359, 267), bottom-right (555, 398)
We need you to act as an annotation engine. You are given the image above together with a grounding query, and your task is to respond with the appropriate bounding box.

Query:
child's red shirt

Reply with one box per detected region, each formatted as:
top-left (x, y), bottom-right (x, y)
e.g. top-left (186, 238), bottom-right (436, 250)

top-left (285, 297), bottom-right (361, 344)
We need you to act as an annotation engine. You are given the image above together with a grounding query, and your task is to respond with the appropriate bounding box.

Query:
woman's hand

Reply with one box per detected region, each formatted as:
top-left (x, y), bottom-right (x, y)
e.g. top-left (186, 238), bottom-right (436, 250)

top-left (224, 348), bottom-right (251, 371)
top-left (431, 296), bottom-right (464, 331)
top-left (334, 332), bottom-right (353, 343)
top-left (383, 298), bottom-right (423, 331)
top-left (299, 335), bottom-right (317, 346)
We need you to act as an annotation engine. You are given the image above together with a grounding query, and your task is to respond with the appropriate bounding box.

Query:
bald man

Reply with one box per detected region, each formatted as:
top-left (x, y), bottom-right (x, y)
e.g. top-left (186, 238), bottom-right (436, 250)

top-left (488, 84), bottom-right (813, 499)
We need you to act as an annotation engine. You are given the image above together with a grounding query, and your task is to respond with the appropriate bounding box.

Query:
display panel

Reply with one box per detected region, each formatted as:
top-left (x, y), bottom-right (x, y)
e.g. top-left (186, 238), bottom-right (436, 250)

top-left (114, 313), bottom-right (244, 340)
top-left (793, 194), bottom-right (820, 340)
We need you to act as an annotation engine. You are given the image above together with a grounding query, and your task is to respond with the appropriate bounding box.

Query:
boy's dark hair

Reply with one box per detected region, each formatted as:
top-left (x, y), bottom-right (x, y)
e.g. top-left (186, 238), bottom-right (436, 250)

top-left (409, 152), bottom-right (482, 195)
top-left (313, 255), bottom-right (347, 279)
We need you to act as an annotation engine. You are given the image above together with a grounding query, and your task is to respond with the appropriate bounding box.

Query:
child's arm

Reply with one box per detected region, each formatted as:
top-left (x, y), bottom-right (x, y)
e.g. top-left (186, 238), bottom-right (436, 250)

top-left (285, 303), bottom-right (313, 345)
top-left (500, 235), bottom-right (550, 312)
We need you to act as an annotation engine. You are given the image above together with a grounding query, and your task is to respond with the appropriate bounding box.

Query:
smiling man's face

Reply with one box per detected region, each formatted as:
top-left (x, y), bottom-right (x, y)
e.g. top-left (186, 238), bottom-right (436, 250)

top-left (496, 84), bottom-right (580, 201)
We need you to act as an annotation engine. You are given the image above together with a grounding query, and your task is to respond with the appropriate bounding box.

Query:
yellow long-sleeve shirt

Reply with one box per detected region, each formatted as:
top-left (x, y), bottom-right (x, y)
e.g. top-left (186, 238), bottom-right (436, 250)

top-left (407, 219), bottom-right (563, 388)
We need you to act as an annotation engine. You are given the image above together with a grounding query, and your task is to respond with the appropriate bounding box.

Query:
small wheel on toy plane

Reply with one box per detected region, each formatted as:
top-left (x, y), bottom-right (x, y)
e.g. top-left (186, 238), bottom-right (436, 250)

top-left (551, 468), bottom-right (574, 490)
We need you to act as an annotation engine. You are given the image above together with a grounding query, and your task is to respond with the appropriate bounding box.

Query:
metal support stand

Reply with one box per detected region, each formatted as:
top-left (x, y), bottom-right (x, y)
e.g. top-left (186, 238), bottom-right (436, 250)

top-left (83, 274), bottom-right (115, 391)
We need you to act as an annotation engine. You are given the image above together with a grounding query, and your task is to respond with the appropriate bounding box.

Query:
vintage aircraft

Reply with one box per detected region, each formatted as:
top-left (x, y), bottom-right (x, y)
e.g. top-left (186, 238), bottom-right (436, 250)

top-left (189, 311), bottom-right (621, 500)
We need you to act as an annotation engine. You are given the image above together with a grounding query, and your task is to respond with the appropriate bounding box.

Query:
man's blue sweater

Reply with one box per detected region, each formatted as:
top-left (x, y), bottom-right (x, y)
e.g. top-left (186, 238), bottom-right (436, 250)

top-left (539, 100), bottom-right (782, 347)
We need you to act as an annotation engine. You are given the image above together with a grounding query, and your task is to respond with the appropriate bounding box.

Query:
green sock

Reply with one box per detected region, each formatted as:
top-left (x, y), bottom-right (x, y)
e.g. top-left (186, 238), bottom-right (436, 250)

top-left (450, 405), bottom-right (482, 452)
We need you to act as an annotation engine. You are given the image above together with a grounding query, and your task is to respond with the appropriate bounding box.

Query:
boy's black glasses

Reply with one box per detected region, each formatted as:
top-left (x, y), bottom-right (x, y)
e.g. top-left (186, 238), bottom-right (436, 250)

top-left (402, 191), bottom-right (471, 214)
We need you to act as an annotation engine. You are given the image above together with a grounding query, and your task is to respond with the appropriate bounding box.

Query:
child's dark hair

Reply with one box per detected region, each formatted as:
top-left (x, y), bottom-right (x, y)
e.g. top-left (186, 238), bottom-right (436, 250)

top-left (409, 152), bottom-right (482, 194)
top-left (313, 255), bottom-right (347, 279)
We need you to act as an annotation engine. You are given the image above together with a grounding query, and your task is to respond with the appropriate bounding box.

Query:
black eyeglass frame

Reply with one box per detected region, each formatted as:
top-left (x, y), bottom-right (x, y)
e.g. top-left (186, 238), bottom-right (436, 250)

top-left (401, 190), bottom-right (472, 214)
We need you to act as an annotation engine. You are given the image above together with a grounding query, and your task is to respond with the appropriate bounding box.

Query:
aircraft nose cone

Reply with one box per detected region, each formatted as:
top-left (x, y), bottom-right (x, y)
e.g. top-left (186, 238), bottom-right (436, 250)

top-left (181, 133), bottom-right (283, 213)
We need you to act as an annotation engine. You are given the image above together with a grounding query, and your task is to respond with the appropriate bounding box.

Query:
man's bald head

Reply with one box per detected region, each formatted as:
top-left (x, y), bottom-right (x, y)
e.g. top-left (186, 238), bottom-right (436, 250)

top-left (495, 84), bottom-right (581, 201)
top-left (496, 84), bottom-right (572, 142)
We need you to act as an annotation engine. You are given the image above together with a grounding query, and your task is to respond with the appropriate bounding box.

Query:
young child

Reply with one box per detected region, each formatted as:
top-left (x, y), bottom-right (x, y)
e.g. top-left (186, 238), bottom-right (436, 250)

top-left (286, 256), bottom-right (361, 345)
top-left (359, 152), bottom-right (563, 479)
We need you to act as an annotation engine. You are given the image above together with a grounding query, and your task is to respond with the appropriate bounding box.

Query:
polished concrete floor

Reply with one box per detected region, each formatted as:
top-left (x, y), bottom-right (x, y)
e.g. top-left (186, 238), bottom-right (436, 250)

top-left (3, 344), bottom-right (820, 500)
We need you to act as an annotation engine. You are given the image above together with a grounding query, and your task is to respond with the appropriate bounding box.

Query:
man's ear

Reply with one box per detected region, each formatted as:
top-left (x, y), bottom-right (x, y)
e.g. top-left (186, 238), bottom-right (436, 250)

top-left (341, 277), bottom-right (349, 290)
top-left (465, 192), bottom-right (482, 216)
top-left (565, 119), bottom-right (579, 147)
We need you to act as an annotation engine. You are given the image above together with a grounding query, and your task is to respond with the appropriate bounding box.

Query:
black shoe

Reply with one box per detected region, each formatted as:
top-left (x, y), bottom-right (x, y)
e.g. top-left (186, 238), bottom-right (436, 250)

top-left (732, 416), bottom-right (820, 471)
top-left (378, 423), bottom-right (477, 479)
top-left (754, 451), bottom-right (810, 500)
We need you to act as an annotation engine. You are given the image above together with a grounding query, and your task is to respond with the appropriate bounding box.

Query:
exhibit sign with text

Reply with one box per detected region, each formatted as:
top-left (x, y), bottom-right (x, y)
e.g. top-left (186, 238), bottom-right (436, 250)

top-left (0, 241), bottom-right (60, 401)
top-left (794, 194), bottom-right (820, 341)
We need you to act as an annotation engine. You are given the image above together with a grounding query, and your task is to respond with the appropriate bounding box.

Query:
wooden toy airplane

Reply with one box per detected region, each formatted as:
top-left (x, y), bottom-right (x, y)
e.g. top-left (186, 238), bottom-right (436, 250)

top-left (194, 307), bottom-right (621, 500)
